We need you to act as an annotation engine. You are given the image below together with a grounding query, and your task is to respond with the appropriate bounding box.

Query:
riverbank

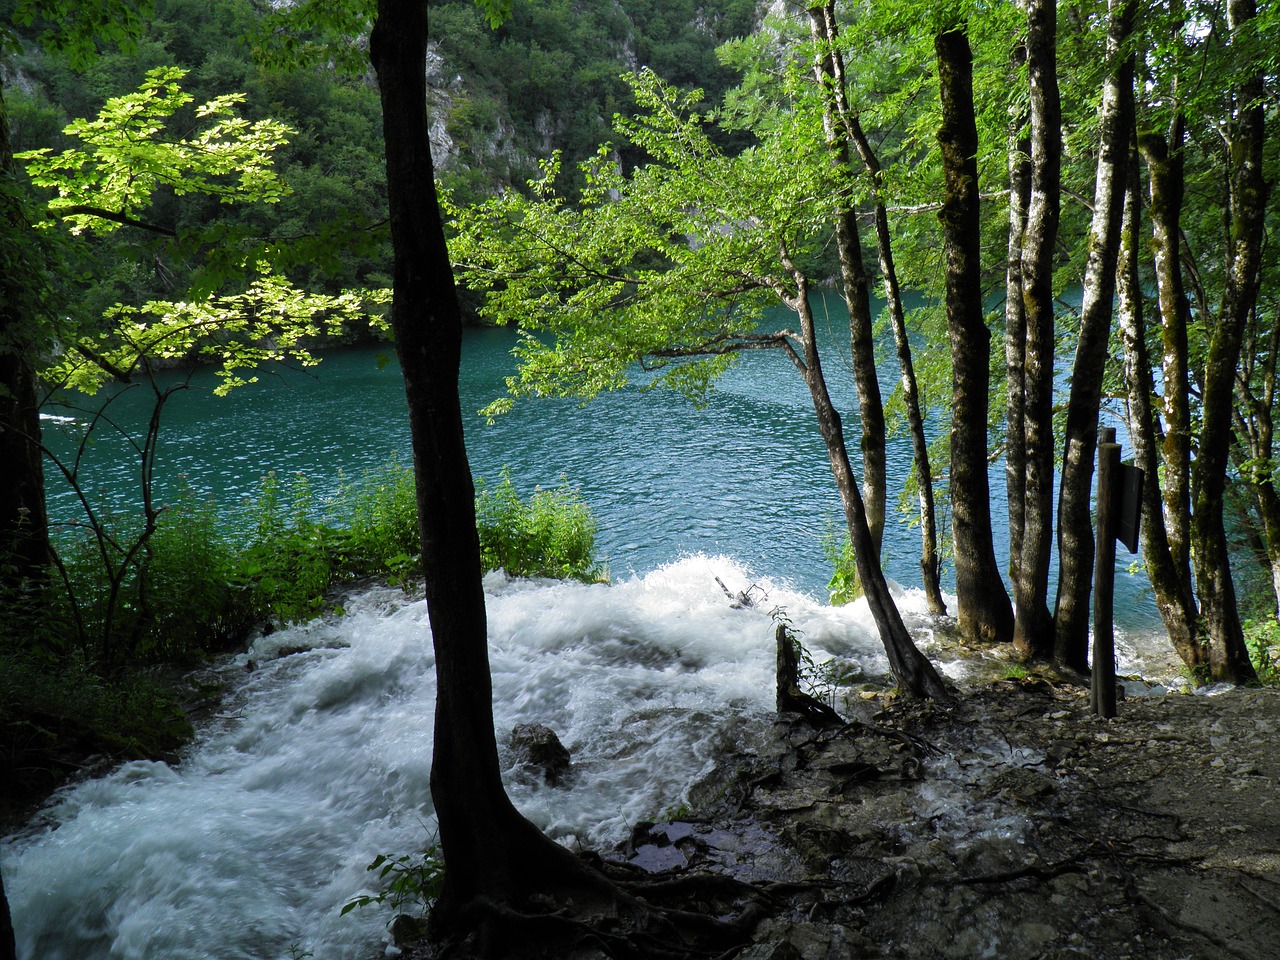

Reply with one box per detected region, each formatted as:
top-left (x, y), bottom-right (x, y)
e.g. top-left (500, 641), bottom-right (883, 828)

top-left (621, 679), bottom-right (1280, 959)
top-left (396, 677), bottom-right (1280, 960)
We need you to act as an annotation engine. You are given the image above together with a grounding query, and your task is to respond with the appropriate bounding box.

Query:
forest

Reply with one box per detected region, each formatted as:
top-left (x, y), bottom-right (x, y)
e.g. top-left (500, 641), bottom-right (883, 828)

top-left (1, 0), bottom-right (1279, 958)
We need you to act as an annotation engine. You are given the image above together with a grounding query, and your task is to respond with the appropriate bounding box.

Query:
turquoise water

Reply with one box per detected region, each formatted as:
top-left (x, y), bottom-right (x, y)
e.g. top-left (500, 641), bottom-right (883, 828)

top-left (40, 322), bottom-right (1161, 628)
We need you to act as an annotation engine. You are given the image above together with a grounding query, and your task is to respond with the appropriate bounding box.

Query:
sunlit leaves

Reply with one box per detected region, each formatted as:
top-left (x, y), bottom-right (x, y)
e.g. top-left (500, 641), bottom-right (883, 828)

top-left (16, 66), bottom-right (389, 398)
top-left (451, 68), bottom-right (847, 413)
top-left (17, 66), bottom-right (292, 235)
top-left (52, 266), bottom-right (386, 396)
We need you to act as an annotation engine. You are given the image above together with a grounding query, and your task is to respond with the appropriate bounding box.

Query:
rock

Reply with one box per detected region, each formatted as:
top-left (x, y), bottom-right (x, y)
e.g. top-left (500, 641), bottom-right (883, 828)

top-left (508, 723), bottom-right (572, 786)
top-left (737, 941), bottom-right (803, 960)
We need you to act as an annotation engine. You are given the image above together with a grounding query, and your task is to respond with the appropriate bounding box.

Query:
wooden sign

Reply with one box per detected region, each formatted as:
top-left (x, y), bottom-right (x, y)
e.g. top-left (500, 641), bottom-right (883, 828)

top-left (1115, 463), bottom-right (1144, 554)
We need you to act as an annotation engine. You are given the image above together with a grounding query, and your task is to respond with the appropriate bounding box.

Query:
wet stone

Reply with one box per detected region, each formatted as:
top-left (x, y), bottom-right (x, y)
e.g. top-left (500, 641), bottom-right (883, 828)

top-left (507, 722), bottom-right (572, 786)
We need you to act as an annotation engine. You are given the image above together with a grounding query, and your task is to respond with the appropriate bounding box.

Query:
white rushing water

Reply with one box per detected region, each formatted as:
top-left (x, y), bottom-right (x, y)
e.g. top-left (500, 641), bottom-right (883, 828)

top-left (0, 557), bottom-right (873, 959)
top-left (1, 555), bottom-right (1176, 960)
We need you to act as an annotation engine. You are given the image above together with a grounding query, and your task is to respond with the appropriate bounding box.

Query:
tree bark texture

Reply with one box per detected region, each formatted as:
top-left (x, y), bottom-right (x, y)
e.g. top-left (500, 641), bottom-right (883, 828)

top-left (0, 77), bottom-right (51, 588)
top-left (1004, 41), bottom-right (1031, 588)
top-left (1232, 302), bottom-right (1280, 619)
top-left (935, 28), bottom-right (1014, 646)
top-left (780, 249), bottom-right (950, 701)
top-left (1052, 0), bottom-right (1136, 673)
top-left (1139, 125), bottom-right (1194, 581)
top-left (1191, 0), bottom-right (1266, 684)
top-left (810, 2), bottom-right (943, 611)
top-left (1012, 0), bottom-right (1060, 660)
top-left (847, 109), bottom-right (947, 615)
top-left (370, 1), bottom-right (602, 941)
top-left (1117, 132), bottom-right (1204, 672)
top-left (808, 2), bottom-right (887, 554)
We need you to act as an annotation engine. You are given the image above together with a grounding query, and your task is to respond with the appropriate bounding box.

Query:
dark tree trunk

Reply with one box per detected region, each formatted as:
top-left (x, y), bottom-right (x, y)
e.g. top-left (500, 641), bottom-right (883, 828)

top-left (1005, 41), bottom-right (1031, 587)
top-left (779, 246), bottom-right (950, 701)
top-left (935, 28), bottom-right (1014, 646)
top-left (1117, 129), bottom-right (1204, 672)
top-left (1191, 0), bottom-right (1266, 685)
top-left (808, 2), bottom-right (887, 553)
top-left (1052, 0), bottom-right (1136, 673)
top-left (0, 864), bottom-right (15, 960)
top-left (0, 77), bottom-right (51, 590)
top-left (370, 1), bottom-right (606, 944)
top-left (1012, 0), bottom-right (1060, 660)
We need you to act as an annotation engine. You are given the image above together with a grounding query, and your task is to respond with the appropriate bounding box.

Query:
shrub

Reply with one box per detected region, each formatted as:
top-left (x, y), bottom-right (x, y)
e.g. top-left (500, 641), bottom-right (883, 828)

top-left (233, 472), bottom-right (337, 624)
top-left (1243, 617), bottom-right (1280, 686)
top-left (823, 529), bottom-right (862, 606)
top-left (474, 470), bottom-right (601, 581)
top-left (327, 458), bottom-right (420, 581)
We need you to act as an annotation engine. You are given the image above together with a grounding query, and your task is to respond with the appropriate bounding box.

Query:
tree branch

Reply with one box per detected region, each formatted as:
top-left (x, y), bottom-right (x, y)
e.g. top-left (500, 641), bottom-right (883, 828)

top-left (55, 205), bottom-right (178, 237)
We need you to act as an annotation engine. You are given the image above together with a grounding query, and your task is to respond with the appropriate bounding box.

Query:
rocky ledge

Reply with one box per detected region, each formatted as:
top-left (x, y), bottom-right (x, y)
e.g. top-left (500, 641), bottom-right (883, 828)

top-left (611, 679), bottom-right (1280, 960)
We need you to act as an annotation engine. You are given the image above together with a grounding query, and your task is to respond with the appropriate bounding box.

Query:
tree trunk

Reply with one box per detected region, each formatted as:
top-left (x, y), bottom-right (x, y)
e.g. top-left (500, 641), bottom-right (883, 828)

top-left (935, 28), bottom-right (1014, 647)
top-left (1012, 0), bottom-right (1060, 660)
top-left (1233, 303), bottom-right (1280, 619)
top-left (780, 247), bottom-right (950, 701)
top-left (845, 114), bottom-right (947, 616)
top-left (1139, 125), bottom-right (1194, 584)
top-left (370, 1), bottom-right (607, 944)
top-left (0, 76), bottom-right (51, 591)
top-left (1005, 41), bottom-right (1031, 588)
top-left (808, 1), bottom-right (887, 554)
top-left (1191, 0), bottom-right (1266, 685)
top-left (811, 2), bottom-right (944, 612)
top-left (1117, 128), bottom-right (1204, 672)
top-left (0, 864), bottom-right (15, 960)
top-left (1052, 0), bottom-right (1136, 673)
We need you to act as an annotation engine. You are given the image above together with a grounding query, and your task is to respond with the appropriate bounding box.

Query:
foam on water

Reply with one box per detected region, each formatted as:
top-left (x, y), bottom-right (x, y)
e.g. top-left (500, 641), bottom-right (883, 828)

top-left (3, 555), bottom-right (896, 960)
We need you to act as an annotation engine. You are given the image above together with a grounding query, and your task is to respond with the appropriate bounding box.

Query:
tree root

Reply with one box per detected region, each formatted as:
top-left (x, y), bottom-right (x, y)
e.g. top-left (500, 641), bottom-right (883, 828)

top-left (426, 859), bottom-right (776, 960)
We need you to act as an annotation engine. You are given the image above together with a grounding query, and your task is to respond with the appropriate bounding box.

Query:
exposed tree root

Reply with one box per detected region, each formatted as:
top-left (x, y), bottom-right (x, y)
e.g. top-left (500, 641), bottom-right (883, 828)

top-left (420, 853), bottom-right (775, 960)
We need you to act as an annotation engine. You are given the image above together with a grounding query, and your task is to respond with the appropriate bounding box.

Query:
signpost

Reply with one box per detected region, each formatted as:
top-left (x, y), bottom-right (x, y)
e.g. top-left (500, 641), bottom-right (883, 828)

top-left (1092, 427), bottom-right (1143, 719)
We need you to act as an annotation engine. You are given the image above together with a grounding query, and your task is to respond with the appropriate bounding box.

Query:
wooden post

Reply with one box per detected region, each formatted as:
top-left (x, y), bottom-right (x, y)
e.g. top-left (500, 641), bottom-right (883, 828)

top-left (1092, 427), bottom-right (1120, 718)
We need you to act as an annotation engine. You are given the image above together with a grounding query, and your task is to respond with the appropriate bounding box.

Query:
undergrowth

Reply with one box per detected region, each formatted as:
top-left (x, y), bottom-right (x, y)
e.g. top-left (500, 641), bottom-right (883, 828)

top-left (1243, 618), bottom-right (1280, 686)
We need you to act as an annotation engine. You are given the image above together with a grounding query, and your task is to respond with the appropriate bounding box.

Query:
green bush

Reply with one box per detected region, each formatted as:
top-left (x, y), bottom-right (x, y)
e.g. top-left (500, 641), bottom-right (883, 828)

top-left (326, 458), bottom-right (420, 580)
top-left (233, 471), bottom-right (338, 624)
top-left (1243, 617), bottom-right (1280, 686)
top-left (823, 529), bottom-right (862, 607)
top-left (475, 470), bottom-right (602, 581)
top-left (0, 648), bottom-right (193, 805)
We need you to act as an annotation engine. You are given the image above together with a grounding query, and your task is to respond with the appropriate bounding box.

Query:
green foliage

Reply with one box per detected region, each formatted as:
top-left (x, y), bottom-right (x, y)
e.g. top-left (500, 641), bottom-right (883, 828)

top-left (233, 472), bottom-right (338, 625)
top-left (326, 458), bottom-right (421, 582)
top-left (0, 645), bottom-right (193, 800)
top-left (475, 470), bottom-right (602, 582)
top-left (15, 66), bottom-right (383, 397)
top-left (19, 65), bottom-right (292, 231)
top-left (823, 529), bottom-right (862, 607)
top-left (341, 844), bottom-right (446, 917)
top-left (1242, 618), bottom-right (1280, 686)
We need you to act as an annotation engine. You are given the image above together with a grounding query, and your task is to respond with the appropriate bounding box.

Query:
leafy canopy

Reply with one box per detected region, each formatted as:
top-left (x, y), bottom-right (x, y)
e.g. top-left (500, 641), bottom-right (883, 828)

top-left (449, 68), bottom-right (841, 418)
top-left (19, 66), bottom-right (291, 235)
top-left (17, 67), bottom-right (384, 396)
